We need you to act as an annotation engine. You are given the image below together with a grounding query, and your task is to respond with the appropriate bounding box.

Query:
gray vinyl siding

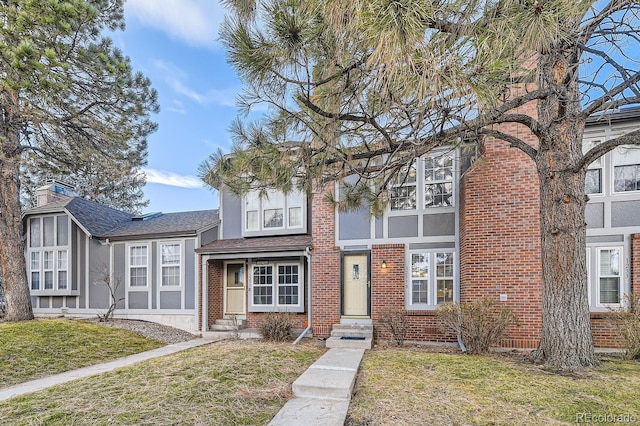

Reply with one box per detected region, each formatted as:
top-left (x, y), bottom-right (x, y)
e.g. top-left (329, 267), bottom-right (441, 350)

top-left (339, 206), bottom-right (371, 240)
top-left (128, 291), bottom-right (148, 309)
top-left (52, 297), bottom-right (63, 308)
top-left (586, 235), bottom-right (624, 243)
top-left (88, 240), bottom-right (110, 309)
top-left (76, 225), bottom-right (85, 308)
top-left (160, 291), bottom-right (181, 309)
top-left (375, 216), bottom-right (383, 238)
top-left (222, 191), bottom-right (243, 239)
top-left (423, 213), bottom-right (455, 236)
top-left (586, 203), bottom-right (604, 228)
top-left (611, 200), bottom-right (640, 227)
top-left (388, 216), bottom-right (419, 238)
top-left (113, 243), bottom-right (126, 309)
top-left (185, 239), bottom-right (196, 309)
top-left (152, 241), bottom-right (158, 309)
top-left (201, 227), bottom-right (218, 246)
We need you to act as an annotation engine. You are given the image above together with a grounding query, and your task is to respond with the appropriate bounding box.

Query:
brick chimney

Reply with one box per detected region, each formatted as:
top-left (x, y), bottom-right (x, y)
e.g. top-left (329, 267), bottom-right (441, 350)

top-left (36, 180), bottom-right (78, 207)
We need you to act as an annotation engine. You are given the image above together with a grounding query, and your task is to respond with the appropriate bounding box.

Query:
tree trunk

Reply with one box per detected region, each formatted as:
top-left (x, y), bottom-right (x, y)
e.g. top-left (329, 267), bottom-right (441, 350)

top-left (0, 89), bottom-right (34, 321)
top-left (529, 51), bottom-right (597, 370)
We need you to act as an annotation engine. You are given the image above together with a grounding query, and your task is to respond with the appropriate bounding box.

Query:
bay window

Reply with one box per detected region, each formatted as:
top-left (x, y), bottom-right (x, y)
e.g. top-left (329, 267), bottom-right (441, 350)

top-left (27, 215), bottom-right (70, 293)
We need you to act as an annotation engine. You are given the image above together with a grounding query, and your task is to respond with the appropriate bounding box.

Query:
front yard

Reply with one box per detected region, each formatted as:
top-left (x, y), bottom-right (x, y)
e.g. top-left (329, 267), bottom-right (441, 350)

top-left (347, 347), bottom-right (640, 425)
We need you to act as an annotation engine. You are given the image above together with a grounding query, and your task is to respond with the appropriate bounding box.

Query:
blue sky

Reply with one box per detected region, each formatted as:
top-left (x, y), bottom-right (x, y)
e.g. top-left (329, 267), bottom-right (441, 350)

top-left (112, 0), bottom-right (237, 213)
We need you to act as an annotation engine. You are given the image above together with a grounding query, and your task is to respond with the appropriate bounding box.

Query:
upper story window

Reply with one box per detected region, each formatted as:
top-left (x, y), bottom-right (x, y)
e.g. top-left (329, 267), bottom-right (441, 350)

top-left (583, 139), bottom-right (603, 195)
top-left (27, 215), bottom-right (71, 293)
top-left (613, 146), bottom-right (640, 193)
top-left (128, 245), bottom-right (149, 287)
top-left (160, 243), bottom-right (181, 287)
top-left (244, 190), bottom-right (304, 233)
top-left (390, 161), bottom-right (417, 211)
top-left (424, 152), bottom-right (454, 208)
top-left (388, 151), bottom-right (455, 212)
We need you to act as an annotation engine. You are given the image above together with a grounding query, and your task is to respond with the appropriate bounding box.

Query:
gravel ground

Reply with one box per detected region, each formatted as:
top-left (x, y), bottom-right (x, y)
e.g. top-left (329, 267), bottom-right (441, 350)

top-left (81, 318), bottom-right (197, 344)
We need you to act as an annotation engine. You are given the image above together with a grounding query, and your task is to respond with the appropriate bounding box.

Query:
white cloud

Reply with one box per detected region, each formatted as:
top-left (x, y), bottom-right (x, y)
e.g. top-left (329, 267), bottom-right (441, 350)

top-left (144, 168), bottom-right (203, 188)
top-left (153, 59), bottom-right (239, 107)
top-left (125, 0), bottom-right (225, 48)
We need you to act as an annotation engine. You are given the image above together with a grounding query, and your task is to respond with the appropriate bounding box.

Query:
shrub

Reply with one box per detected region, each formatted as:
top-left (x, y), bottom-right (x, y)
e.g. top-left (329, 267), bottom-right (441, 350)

top-left (378, 310), bottom-right (409, 346)
top-left (607, 294), bottom-right (640, 360)
top-left (260, 312), bottom-right (294, 342)
top-left (437, 298), bottom-right (518, 354)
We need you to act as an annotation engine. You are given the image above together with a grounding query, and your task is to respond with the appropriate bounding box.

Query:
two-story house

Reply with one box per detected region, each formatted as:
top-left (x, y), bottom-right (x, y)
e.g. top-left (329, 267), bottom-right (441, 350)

top-left (199, 106), bottom-right (640, 349)
top-left (24, 182), bottom-right (219, 332)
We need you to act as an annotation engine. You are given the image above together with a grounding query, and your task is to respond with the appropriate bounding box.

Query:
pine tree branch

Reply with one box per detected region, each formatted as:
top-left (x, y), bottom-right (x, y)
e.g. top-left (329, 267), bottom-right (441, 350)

top-left (575, 128), bottom-right (640, 172)
top-left (479, 129), bottom-right (538, 161)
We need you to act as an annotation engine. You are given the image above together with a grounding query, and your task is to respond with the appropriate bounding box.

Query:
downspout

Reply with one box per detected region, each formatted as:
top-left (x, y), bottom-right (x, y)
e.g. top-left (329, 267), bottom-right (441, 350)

top-left (293, 246), bottom-right (312, 345)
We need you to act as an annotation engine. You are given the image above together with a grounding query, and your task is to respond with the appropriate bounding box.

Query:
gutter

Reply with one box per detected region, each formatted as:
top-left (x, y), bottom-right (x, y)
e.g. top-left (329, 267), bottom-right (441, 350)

top-left (293, 246), bottom-right (312, 345)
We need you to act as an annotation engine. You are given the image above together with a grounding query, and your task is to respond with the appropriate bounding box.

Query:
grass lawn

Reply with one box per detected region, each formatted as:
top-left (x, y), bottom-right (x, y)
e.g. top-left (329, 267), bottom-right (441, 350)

top-left (347, 347), bottom-right (640, 425)
top-left (0, 319), bottom-right (164, 387)
top-left (0, 340), bottom-right (325, 425)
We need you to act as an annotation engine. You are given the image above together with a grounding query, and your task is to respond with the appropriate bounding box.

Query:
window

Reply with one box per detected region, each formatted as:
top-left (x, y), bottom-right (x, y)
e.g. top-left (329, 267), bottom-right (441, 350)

top-left (614, 164), bottom-right (640, 192)
top-left (583, 140), bottom-right (603, 195)
top-left (250, 262), bottom-right (303, 311)
top-left (390, 161), bottom-right (417, 211)
top-left (27, 215), bottom-right (70, 293)
top-left (613, 145), bottom-right (640, 193)
top-left (244, 190), bottom-right (305, 233)
top-left (408, 251), bottom-right (455, 309)
top-left (129, 245), bottom-right (148, 287)
top-left (160, 243), bottom-right (181, 286)
top-left (424, 153), bottom-right (454, 208)
top-left (598, 248), bottom-right (621, 305)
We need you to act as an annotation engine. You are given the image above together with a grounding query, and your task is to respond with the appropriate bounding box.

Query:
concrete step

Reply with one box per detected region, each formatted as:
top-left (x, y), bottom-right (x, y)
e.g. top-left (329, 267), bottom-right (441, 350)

top-left (310, 348), bottom-right (365, 372)
top-left (292, 368), bottom-right (357, 400)
top-left (326, 336), bottom-right (372, 350)
top-left (268, 397), bottom-right (350, 426)
top-left (330, 324), bottom-right (373, 338)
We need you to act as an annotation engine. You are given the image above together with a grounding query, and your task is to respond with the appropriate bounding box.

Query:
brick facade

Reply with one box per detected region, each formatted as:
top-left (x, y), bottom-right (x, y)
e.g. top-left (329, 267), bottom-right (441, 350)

top-left (310, 184), bottom-right (341, 337)
top-left (206, 260), bottom-right (224, 329)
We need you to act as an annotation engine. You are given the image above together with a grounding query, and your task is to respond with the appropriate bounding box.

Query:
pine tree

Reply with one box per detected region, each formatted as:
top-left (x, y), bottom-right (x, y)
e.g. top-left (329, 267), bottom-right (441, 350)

top-left (0, 0), bottom-right (158, 321)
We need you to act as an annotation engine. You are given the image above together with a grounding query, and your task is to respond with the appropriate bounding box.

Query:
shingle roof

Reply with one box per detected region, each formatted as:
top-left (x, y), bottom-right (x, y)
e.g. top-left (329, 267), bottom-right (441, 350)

top-left (105, 210), bottom-right (219, 239)
top-left (196, 234), bottom-right (312, 254)
top-left (24, 197), bottom-right (218, 239)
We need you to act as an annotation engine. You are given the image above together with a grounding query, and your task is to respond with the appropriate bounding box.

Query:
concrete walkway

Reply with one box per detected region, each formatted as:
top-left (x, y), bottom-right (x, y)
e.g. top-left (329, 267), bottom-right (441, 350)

top-left (0, 336), bottom-right (221, 402)
top-left (269, 348), bottom-right (365, 426)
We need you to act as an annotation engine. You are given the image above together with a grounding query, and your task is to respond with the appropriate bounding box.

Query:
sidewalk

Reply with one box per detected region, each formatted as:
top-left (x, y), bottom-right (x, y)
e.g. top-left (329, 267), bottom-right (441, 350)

top-left (269, 348), bottom-right (365, 426)
top-left (0, 336), bottom-right (221, 402)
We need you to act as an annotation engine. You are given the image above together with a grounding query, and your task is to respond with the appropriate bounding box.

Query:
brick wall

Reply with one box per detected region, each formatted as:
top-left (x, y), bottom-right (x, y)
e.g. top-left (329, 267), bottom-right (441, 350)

top-left (206, 260), bottom-right (224, 330)
top-left (310, 184), bottom-right (341, 337)
top-left (459, 96), bottom-right (544, 349)
top-left (633, 234), bottom-right (640, 295)
top-left (372, 244), bottom-right (455, 343)
top-left (246, 311), bottom-right (308, 330)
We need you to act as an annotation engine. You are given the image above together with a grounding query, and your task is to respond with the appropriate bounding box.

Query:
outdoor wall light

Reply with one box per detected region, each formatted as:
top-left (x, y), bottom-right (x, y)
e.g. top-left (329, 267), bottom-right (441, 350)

top-left (381, 260), bottom-right (387, 269)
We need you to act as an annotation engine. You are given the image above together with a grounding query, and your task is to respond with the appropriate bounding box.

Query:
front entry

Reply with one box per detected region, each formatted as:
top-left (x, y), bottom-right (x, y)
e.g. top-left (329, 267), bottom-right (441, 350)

top-left (342, 253), bottom-right (370, 317)
top-left (224, 263), bottom-right (246, 315)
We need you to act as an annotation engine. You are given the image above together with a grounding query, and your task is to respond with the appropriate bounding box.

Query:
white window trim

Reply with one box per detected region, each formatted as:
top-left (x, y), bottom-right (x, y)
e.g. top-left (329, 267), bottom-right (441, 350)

top-left (389, 160), bottom-right (418, 212)
top-left (126, 243), bottom-right (151, 289)
top-left (406, 249), bottom-right (456, 310)
top-left (595, 246), bottom-right (623, 307)
top-left (386, 149), bottom-right (457, 216)
top-left (248, 261), bottom-right (303, 312)
top-left (158, 241), bottom-right (184, 289)
top-left (27, 215), bottom-right (72, 295)
top-left (243, 191), bottom-right (305, 234)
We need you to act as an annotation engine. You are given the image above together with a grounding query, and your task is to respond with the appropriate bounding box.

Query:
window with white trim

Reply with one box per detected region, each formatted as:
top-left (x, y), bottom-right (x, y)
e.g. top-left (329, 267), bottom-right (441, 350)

top-left (424, 153), bottom-right (454, 208)
top-left (129, 245), bottom-right (149, 287)
top-left (408, 250), bottom-right (455, 309)
top-left (27, 215), bottom-right (70, 293)
top-left (244, 190), bottom-right (304, 233)
top-left (613, 146), bottom-right (640, 193)
top-left (390, 161), bottom-right (417, 211)
top-left (598, 247), bottom-right (622, 305)
top-left (160, 243), bottom-right (181, 287)
top-left (249, 262), bottom-right (303, 311)
top-left (583, 139), bottom-right (603, 195)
